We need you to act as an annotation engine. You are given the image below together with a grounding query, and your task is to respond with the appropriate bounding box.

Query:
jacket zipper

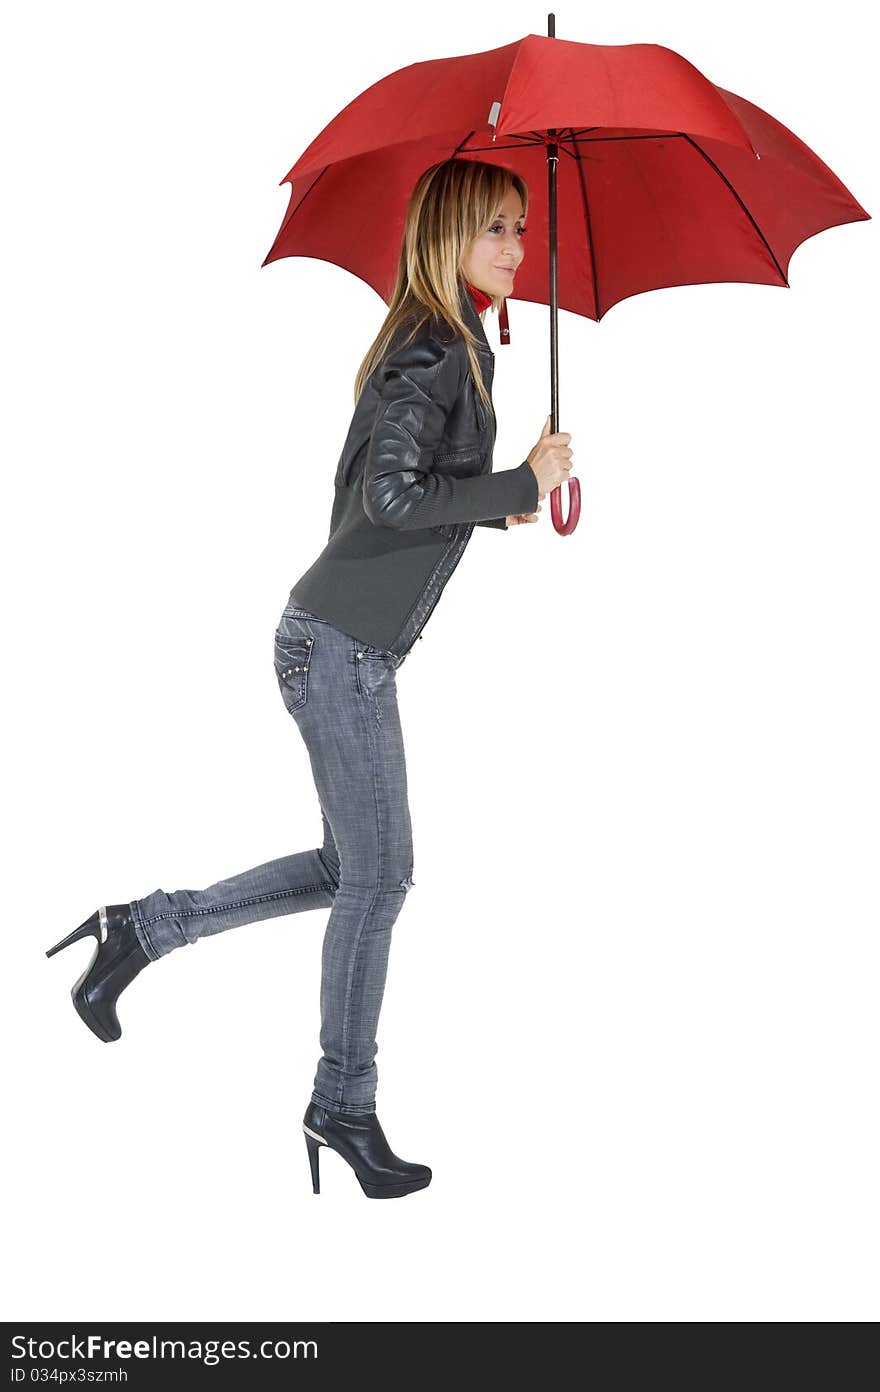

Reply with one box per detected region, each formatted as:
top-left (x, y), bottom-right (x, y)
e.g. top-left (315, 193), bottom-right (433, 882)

top-left (390, 523), bottom-right (475, 659)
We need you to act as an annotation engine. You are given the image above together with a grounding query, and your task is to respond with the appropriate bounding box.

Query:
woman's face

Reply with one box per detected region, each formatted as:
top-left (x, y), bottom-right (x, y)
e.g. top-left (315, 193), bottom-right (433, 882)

top-left (460, 187), bottom-right (526, 299)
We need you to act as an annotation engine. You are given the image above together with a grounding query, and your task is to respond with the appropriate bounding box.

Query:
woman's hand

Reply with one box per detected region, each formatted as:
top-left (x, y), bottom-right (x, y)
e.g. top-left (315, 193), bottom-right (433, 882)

top-left (526, 414), bottom-right (573, 501)
top-left (505, 503), bottom-right (542, 525)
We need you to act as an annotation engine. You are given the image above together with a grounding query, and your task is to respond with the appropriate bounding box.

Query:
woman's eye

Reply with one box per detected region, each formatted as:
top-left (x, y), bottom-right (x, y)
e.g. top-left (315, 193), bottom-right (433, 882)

top-left (490, 225), bottom-right (528, 235)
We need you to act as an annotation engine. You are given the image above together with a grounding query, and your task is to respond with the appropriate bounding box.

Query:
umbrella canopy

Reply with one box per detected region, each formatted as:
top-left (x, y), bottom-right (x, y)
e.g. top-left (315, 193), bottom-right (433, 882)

top-left (262, 34), bottom-right (869, 320)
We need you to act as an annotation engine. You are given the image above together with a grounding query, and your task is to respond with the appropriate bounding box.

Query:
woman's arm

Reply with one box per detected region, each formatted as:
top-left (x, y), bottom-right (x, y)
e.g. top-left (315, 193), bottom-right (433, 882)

top-left (362, 333), bottom-right (539, 530)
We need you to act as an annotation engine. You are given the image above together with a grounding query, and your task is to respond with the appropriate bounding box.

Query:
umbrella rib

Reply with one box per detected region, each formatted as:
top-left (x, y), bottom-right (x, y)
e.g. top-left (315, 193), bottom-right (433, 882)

top-left (455, 143), bottom-right (550, 154)
top-left (452, 130), bottom-right (477, 156)
top-left (567, 132), bottom-right (683, 145)
top-left (567, 136), bottom-right (601, 320)
top-left (680, 133), bottom-right (789, 286)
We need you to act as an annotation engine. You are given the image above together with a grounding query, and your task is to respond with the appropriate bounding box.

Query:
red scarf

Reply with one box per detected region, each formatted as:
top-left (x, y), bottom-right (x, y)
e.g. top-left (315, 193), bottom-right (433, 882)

top-left (463, 278), bottom-right (511, 345)
top-left (464, 278), bottom-right (493, 313)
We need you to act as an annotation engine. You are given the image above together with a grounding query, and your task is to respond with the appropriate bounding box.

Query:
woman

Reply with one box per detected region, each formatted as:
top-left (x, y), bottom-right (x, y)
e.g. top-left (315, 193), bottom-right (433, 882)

top-left (45, 158), bottom-right (574, 1199)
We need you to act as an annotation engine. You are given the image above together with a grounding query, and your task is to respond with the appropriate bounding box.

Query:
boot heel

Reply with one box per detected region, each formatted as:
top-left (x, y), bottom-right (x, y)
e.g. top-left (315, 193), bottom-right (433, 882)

top-left (304, 1127), bottom-right (324, 1194)
top-left (46, 910), bottom-right (104, 959)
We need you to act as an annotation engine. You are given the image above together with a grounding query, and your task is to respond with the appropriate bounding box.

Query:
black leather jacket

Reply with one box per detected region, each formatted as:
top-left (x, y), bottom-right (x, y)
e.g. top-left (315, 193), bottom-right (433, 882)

top-left (289, 277), bottom-right (539, 663)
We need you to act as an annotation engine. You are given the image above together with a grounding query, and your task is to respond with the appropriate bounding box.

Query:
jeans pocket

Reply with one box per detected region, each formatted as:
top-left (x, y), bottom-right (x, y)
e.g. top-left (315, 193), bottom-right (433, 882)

top-left (274, 630), bottom-right (315, 715)
top-left (354, 641), bottom-right (397, 700)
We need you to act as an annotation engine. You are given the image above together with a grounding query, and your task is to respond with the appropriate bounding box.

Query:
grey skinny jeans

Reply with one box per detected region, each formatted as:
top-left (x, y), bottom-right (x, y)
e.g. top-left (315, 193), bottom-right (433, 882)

top-left (129, 599), bottom-right (415, 1115)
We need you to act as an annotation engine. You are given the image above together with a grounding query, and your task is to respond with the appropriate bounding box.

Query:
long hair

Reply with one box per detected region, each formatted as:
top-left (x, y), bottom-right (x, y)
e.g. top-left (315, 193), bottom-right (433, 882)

top-left (353, 159), bottom-right (528, 415)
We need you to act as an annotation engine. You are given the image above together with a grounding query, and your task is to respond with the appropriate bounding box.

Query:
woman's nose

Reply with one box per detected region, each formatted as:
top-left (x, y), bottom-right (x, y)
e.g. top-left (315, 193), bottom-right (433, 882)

top-left (503, 232), bottom-right (523, 261)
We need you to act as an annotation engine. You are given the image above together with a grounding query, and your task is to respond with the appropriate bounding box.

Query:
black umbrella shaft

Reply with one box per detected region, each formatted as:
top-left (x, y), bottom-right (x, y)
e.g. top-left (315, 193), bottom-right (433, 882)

top-left (547, 12), bottom-right (558, 433)
top-left (547, 139), bottom-right (559, 432)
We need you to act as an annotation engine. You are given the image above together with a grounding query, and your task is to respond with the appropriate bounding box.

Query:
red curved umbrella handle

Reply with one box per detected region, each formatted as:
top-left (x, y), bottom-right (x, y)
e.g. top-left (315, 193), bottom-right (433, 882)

top-left (550, 475), bottom-right (580, 534)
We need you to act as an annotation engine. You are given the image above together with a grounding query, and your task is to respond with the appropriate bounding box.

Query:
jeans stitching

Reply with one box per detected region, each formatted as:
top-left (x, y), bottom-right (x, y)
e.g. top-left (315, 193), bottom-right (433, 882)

top-left (336, 660), bottom-right (385, 1107)
top-left (137, 881), bottom-right (336, 929)
top-left (311, 1092), bottom-right (376, 1115)
top-left (130, 898), bottom-right (160, 961)
top-left (353, 636), bottom-right (366, 699)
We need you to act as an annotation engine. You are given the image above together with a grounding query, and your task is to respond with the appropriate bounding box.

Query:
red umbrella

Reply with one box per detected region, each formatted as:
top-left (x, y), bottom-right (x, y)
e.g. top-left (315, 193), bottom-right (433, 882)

top-left (263, 17), bottom-right (870, 535)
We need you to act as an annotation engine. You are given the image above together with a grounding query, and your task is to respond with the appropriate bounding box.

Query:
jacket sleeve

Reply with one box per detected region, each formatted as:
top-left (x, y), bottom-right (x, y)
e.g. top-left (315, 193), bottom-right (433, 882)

top-left (476, 515), bottom-right (509, 529)
top-left (362, 334), bottom-right (539, 529)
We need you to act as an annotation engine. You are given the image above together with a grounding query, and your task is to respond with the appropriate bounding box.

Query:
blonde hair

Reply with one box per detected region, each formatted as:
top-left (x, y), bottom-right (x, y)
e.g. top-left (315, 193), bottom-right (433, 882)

top-left (353, 158), bottom-right (528, 415)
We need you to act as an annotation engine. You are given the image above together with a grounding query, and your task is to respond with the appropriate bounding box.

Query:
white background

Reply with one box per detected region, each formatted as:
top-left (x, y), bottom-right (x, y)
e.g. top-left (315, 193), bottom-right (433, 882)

top-left (3, 0), bottom-right (876, 1322)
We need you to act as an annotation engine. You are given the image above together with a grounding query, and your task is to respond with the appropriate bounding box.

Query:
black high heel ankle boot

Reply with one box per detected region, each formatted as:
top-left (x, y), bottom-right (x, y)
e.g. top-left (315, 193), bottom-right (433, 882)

top-left (303, 1100), bottom-right (432, 1199)
top-left (46, 905), bottom-right (152, 1043)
